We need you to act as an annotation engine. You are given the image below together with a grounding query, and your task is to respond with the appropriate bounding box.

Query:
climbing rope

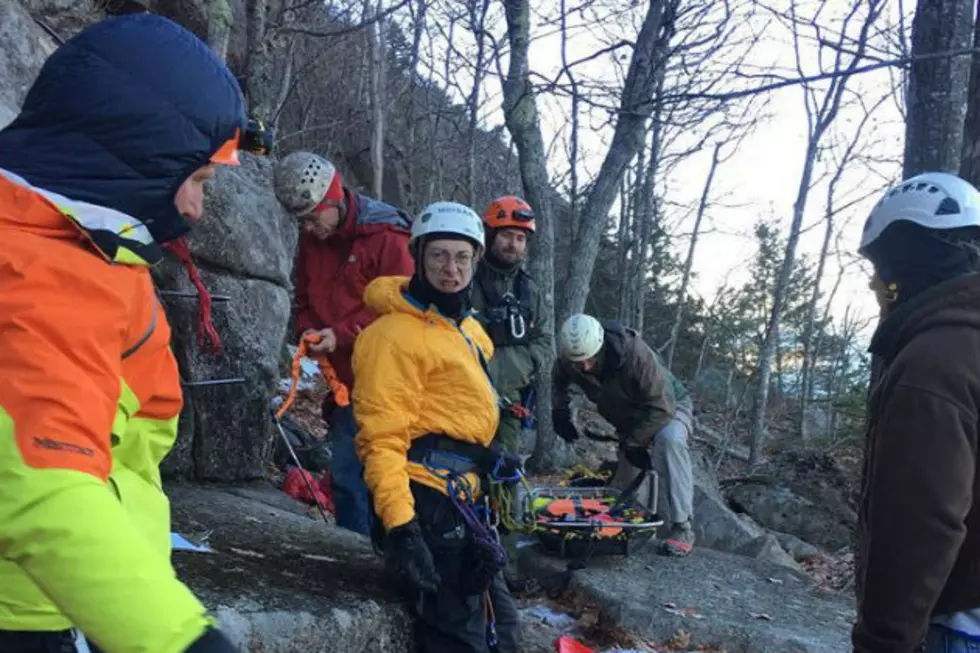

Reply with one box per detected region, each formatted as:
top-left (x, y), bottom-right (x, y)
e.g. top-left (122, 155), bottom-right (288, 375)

top-left (272, 332), bottom-right (350, 522)
top-left (276, 331), bottom-right (349, 420)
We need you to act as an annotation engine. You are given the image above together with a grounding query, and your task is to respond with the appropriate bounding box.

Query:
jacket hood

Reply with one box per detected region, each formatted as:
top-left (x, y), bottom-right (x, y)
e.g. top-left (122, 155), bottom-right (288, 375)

top-left (0, 14), bottom-right (246, 245)
top-left (336, 191), bottom-right (412, 240)
top-left (870, 273), bottom-right (980, 362)
top-left (600, 319), bottom-right (629, 368)
top-left (364, 275), bottom-right (419, 317)
top-left (363, 275), bottom-right (492, 354)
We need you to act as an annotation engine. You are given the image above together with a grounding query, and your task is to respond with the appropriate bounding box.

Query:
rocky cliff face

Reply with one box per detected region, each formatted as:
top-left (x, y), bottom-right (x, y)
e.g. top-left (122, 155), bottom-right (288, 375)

top-left (156, 156), bottom-right (297, 481)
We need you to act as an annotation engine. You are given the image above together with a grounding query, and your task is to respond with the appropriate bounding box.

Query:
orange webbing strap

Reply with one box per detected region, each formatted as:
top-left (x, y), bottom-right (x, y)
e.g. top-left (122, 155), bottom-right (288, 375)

top-left (275, 333), bottom-right (351, 421)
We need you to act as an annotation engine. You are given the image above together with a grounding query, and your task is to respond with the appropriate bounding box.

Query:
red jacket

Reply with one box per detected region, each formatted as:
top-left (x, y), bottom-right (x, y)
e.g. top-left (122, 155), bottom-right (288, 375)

top-left (294, 190), bottom-right (414, 390)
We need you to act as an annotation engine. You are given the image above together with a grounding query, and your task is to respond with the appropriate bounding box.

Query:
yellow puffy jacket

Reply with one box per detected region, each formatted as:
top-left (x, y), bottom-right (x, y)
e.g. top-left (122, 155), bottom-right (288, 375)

top-left (352, 276), bottom-right (500, 531)
top-left (0, 170), bottom-right (216, 652)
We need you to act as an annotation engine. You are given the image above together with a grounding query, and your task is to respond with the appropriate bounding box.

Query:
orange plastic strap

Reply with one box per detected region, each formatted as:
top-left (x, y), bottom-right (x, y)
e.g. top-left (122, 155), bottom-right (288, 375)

top-left (275, 332), bottom-right (351, 420)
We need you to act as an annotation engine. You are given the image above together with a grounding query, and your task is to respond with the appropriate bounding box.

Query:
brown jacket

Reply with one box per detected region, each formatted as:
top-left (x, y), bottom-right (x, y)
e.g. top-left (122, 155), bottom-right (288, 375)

top-left (553, 320), bottom-right (677, 446)
top-left (854, 273), bottom-right (980, 653)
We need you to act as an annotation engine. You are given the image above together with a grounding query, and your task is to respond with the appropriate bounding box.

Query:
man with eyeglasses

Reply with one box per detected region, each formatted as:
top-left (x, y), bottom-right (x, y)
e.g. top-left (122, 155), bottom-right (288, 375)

top-left (470, 196), bottom-right (553, 590)
top-left (273, 152), bottom-right (414, 536)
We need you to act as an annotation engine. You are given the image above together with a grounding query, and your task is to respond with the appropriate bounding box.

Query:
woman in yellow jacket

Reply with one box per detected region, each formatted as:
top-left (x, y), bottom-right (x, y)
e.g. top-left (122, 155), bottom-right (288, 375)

top-left (353, 201), bottom-right (521, 653)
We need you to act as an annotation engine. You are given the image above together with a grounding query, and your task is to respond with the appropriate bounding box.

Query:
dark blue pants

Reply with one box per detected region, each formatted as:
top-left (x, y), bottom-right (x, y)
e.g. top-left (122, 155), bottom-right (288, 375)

top-left (329, 405), bottom-right (372, 536)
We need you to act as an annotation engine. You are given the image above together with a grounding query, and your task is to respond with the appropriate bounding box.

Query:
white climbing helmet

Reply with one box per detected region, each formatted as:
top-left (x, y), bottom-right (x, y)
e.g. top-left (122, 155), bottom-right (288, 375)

top-left (411, 201), bottom-right (485, 257)
top-left (859, 171), bottom-right (980, 255)
top-left (558, 314), bottom-right (605, 362)
top-left (273, 151), bottom-right (343, 216)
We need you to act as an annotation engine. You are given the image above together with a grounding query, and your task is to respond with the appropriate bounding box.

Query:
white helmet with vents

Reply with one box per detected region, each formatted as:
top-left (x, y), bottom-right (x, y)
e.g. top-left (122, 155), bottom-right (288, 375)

top-left (859, 172), bottom-right (980, 255)
top-left (411, 201), bottom-right (485, 256)
top-left (558, 314), bottom-right (605, 362)
top-left (273, 151), bottom-right (343, 217)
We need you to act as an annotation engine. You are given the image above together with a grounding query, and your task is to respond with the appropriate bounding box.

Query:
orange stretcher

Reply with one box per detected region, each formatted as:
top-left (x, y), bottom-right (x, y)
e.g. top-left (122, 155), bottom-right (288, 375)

top-left (527, 482), bottom-right (664, 558)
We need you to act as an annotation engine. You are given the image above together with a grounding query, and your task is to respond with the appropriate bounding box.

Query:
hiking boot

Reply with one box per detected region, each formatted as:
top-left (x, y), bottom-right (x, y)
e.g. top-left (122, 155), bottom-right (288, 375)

top-left (659, 520), bottom-right (695, 557)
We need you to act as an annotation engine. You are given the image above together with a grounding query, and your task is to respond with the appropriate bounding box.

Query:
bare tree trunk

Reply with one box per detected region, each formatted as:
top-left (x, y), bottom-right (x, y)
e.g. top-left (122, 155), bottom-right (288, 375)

top-left (666, 141), bottom-right (721, 370)
top-left (959, 0), bottom-right (980, 185)
top-left (904, 0), bottom-right (973, 177)
top-left (559, 0), bottom-right (670, 325)
top-left (502, 0), bottom-right (557, 473)
top-left (747, 0), bottom-right (884, 467)
top-left (403, 0), bottom-right (428, 212)
top-left (466, 0), bottom-right (490, 204)
top-left (562, 0), bottom-right (581, 244)
top-left (634, 109), bottom-right (663, 335)
top-left (617, 172), bottom-right (633, 322)
top-left (367, 0), bottom-right (386, 198)
top-left (627, 144), bottom-right (646, 327)
top-left (206, 0), bottom-right (233, 62)
top-left (799, 95), bottom-right (882, 438)
top-left (244, 0), bottom-right (293, 127)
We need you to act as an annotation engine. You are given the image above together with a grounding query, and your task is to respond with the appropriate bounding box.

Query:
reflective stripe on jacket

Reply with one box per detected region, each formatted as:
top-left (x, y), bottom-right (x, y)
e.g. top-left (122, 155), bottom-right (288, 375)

top-left (0, 170), bottom-right (215, 653)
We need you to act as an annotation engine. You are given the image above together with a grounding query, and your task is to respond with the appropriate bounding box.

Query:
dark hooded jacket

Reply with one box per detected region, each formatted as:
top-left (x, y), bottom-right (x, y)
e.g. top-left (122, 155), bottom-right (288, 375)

top-left (0, 13), bottom-right (246, 246)
top-left (854, 273), bottom-right (980, 653)
top-left (553, 320), bottom-right (686, 447)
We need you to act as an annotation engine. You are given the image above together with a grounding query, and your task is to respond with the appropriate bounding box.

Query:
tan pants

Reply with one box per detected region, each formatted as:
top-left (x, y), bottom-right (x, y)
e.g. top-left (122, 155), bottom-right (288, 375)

top-left (611, 409), bottom-right (694, 525)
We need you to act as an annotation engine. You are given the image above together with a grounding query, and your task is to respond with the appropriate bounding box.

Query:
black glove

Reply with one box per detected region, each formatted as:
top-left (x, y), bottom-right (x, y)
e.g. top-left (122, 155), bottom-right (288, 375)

top-left (183, 627), bottom-right (241, 652)
top-left (623, 445), bottom-right (653, 471)
top-left (384, 518), bottom-right (440, 594)
top-left (552, 408), bottom-right (579, 443)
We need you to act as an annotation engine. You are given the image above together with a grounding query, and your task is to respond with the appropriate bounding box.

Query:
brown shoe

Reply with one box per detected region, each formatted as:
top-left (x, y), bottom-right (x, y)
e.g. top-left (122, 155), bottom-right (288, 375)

top-left (659, 521), bottom-right (695, 557)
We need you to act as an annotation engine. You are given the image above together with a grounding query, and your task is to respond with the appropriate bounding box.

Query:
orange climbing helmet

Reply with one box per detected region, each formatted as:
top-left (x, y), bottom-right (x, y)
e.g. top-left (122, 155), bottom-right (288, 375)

top-left (483, 195), bottom-right (536, 233)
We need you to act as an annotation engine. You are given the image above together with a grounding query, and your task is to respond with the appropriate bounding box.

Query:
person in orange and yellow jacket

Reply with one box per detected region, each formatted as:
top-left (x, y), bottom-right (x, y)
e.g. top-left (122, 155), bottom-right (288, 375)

top-left (0, 12), bottom-right (253, 653)
top-left (352, 201), bottom-right (521, 653)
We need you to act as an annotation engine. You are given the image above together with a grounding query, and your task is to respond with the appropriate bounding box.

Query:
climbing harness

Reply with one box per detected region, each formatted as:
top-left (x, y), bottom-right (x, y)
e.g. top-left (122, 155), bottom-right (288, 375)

top-left (413, 437), bottom-right (525, 650)
top-left (271, 332), bottom-right (351, 522)
top-left (474, 265), bottom-right (534, 347)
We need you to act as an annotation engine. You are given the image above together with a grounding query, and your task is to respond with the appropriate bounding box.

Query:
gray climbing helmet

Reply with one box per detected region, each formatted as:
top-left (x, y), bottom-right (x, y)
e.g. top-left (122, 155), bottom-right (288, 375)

top-left (273, 151), bottom-right (342, 216)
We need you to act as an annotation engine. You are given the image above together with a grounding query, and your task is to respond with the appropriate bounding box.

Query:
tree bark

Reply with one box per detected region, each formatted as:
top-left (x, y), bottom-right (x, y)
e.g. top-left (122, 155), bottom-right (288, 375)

top-left (206, 0), bottom-right (233, 62)
top-left (466, 0), bottom-right (491, 205)
top-left (502, 0), bottom-right (558, 472)
top-left (244, 0), bottom-right (292, 126)
top-left (367, 0), bottom-right (386, 198)
top-left (904, 0), bottom-right (973, 177)
top-left (666, 141), bottom-right (721, 370)
top-left (959, 0), bottom-right (980, 185)
top-left (559, 0), bottom-right (670, 325)
top-left (616, 171), bottom-right (633, 323)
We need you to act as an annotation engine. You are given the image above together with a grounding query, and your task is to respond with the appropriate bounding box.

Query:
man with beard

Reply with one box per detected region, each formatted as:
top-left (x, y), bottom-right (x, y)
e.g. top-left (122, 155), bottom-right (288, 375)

top-left (471, 196), bottom-right (552, 589)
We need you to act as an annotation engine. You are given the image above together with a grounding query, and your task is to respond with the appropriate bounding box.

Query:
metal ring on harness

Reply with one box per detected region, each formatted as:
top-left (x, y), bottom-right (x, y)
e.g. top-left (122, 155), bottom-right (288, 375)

top-left (509, 311), bottom-right (526, 340)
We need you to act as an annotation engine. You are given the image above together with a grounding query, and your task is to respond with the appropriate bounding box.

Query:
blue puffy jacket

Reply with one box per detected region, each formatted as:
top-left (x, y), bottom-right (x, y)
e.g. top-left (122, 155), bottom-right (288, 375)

top-left (0, 13), bottom-right (246, 245)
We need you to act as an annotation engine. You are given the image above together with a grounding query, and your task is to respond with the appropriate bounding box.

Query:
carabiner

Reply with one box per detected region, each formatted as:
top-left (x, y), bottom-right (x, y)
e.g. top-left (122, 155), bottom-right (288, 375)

top-left (509, 311), bottom-right (527, 340)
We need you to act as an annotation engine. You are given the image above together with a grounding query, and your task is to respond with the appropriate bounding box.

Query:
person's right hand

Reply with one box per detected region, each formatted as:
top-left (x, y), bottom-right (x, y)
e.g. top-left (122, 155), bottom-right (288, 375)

top-left (304, 328), bottom-right (337, 354)
top-left (384, 518), bottom-right (440, 594)
top-left (552, 408), bottom-right (579, 443)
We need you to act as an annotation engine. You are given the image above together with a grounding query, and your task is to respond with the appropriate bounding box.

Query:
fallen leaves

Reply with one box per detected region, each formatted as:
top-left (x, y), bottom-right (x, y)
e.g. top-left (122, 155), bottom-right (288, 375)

top-left (664, 629), bottom-right (691, 650)
top-left (801, 550), bottom-right (855, 592)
